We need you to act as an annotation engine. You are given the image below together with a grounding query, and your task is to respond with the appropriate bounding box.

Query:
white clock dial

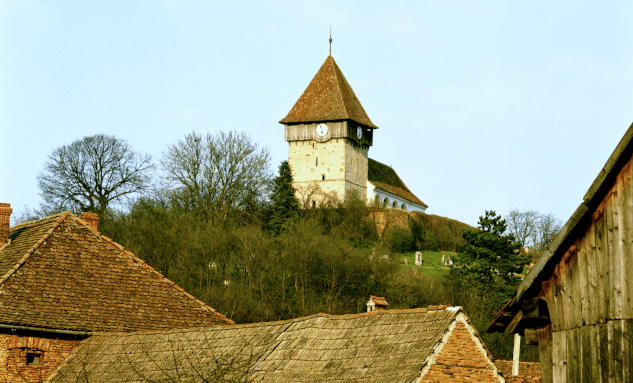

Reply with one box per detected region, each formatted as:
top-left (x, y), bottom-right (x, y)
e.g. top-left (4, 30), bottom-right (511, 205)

top-left (316, 123), bottom-right (328, 137)
top-left (357, 127), bottom-right (363, 139)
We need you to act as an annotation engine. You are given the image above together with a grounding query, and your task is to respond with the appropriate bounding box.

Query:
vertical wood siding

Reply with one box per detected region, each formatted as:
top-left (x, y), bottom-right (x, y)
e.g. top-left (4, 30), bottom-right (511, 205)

top-left (540, 157), bottom-right (633, 382)
top-left (284, 122), bottom-right (374, 146)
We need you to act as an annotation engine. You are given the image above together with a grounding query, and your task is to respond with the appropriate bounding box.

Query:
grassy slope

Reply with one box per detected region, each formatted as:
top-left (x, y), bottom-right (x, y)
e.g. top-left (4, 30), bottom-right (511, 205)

top-left (398, 250), bottom-right (453, 276)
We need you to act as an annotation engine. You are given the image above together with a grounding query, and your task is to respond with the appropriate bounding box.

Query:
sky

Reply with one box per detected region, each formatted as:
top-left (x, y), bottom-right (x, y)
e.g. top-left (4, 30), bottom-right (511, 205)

top-left (1, 0), bottom-right (632, 227)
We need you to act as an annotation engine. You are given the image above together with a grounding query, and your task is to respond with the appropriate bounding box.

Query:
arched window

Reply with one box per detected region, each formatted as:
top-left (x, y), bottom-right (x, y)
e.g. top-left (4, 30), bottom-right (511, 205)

top-left (374, 195), bottom-right (381, 206)
top-left (401, 203), bottom-right (407, 210)
top-left (392, 201), bottom-right (398, 208)
top-left (383, 197), bottom-right (390, 207)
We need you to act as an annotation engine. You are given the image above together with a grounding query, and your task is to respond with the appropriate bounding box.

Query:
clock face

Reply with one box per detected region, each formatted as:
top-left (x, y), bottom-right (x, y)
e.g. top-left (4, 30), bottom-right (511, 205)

top-left (316, 123), bottom-right (328, 137)
top-left (357, 127), bottom-right (363, 139)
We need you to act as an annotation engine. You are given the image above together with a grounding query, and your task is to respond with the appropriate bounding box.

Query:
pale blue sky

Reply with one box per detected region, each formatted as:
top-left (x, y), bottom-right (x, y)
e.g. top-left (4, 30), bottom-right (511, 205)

top-left (1, 1), bottom-right (632, 226)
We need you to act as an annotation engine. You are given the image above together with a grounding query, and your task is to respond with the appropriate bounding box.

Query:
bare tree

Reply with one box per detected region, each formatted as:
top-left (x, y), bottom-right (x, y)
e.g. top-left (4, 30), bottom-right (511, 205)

top-left (533, 212), bottom-right (562, 252)
top-left (505, 209), bottom-right (538, 247)
top-left (505, 209), bottom-right (562, 252)
top-left (161, 131), bottom-right (272, 222)
top-left (37, 134), bottom-right (154, 216)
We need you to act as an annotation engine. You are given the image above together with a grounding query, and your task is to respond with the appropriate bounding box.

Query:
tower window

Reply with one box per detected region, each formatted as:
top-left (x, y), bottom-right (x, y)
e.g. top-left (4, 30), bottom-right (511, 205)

top-left (322, 175), bottom-right (325, 180)
top-left (316, 157), bottom-right (318, 166)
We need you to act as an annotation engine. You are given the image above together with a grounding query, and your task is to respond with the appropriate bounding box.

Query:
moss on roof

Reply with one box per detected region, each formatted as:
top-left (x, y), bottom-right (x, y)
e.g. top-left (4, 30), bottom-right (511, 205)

top-left (48, 307), bottom-right (468, 383)
top-left (368, 158), bottom-right (427, 207)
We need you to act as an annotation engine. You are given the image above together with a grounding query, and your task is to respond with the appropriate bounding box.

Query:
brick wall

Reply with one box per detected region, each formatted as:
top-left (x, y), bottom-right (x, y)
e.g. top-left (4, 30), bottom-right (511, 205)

top-left (0, 334), bottom-right (82, 383)
top-left (422, 322), bottom-right (500, 383)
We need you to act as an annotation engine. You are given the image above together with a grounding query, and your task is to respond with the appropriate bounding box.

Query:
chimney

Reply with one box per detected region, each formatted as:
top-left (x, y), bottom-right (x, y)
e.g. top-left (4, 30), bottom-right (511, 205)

top-left (366, 295), bottom-right (389, 312)
top-left (80, 212), bottom-right (99, 232)
top-left (0, 203), bottom-right (12, 246)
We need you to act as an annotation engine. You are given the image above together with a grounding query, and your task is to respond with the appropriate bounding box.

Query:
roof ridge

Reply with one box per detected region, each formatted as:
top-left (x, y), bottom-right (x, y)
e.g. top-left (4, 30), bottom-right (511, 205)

top-left (0, 212), bottom-right (70, 288)
top-left (9, 211), bottom-right (69, 230)
top-left (83, 306), bottom-right (460, 337)
top-left (329, 56), bottom-right (350, 120)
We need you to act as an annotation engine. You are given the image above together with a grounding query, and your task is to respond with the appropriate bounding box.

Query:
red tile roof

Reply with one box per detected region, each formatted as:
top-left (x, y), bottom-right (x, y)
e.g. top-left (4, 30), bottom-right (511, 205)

top-left (494, 360), bottom-right (543, 382)
top-left (368, 158), bottom-right (428, 207)
top-left (279, 56), bottom-right (378, 129)
top-left (0, 212), bottom-right (233, 333)
top-left (366, 295), bottom-right (389, 307)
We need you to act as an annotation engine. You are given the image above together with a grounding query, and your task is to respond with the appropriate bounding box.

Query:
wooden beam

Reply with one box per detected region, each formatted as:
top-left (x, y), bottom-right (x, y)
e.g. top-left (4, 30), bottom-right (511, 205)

top-left (524, 328), bottom-right (538, 345)
top-left (513, 333), bottom-right (521, 376)
top-left (505, 310), bottom-right (524, 334)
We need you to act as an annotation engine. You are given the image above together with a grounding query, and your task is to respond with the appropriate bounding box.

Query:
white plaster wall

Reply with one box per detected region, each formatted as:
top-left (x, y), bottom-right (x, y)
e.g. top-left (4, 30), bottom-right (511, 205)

top-left (366, 182), bottom-right (427, 213)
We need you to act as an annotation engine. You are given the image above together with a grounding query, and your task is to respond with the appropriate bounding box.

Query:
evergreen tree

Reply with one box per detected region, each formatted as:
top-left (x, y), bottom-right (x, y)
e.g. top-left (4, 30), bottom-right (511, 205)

top-left (451, 210), bottom-right (530, 313)
top-left (269, 161), bottom-right (299, 233)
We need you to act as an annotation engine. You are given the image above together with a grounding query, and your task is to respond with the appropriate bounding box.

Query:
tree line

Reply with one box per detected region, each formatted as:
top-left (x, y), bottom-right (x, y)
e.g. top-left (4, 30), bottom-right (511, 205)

top-left (18, 132), bottom-right (563, 362)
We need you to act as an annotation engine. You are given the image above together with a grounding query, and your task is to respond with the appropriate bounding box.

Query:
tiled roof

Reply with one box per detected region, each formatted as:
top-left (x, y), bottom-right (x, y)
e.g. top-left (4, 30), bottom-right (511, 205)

top-left (367, 295), bottom-right (389, 307)
top-left (279, 56), bottom-right (378, 129)
top-left (0, 212), bottom-right (232, 332)
top-left (494, 360), bottom-right (543, 382)
top-left (48, 307), bottom-right (489, 383)
top-left (368, 158), bottom-right (428, 207)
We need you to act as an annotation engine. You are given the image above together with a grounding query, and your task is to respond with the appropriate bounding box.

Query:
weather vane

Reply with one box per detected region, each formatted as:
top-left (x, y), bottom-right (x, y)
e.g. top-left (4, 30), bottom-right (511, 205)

top-left (329, 26), bottom-right (332, 56)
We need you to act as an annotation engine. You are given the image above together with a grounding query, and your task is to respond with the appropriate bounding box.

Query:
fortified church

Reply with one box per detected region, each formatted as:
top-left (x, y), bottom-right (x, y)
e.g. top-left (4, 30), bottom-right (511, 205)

top-left (279, 55), bottom-right (427, 212)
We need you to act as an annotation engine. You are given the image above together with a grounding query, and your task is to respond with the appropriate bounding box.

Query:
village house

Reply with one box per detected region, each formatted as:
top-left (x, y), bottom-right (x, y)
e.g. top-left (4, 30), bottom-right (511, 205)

top-left (279, 55), bottom-right (428, 212)
top-left (0, 206), bottom-right (232, 383)
top-left (47, 305), bottom-right (507, 383)
top-left (488, 122), bottom-right (633, 382)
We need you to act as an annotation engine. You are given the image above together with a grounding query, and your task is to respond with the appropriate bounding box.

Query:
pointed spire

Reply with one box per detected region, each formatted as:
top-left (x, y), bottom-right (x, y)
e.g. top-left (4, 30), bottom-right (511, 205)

top-left (279, 56), bottom-right (378, 129)
top-left (329, 26), bottom-right (332, 56)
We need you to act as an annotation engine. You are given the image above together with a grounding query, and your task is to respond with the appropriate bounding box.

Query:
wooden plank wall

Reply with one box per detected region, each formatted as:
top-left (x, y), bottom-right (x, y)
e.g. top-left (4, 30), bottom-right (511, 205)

top-left (550, 320), bottom-right (633, 382)
top-left (284, 122), bottom-right (373, 146)
top-left (539, 157), bottom-right (633, 382)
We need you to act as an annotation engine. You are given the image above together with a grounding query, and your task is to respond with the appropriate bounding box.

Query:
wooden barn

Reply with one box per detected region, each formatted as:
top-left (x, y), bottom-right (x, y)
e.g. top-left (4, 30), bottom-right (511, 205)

top-left (488, 123), bottom-right (633, 382)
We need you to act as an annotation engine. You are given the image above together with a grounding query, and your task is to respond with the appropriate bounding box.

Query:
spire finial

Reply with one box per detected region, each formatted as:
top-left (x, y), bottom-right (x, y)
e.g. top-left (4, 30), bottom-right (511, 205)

top-left (329, 26), bottom-right (332, 56)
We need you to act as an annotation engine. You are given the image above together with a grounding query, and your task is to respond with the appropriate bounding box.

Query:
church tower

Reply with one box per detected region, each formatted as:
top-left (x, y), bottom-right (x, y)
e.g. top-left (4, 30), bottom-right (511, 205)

top-left (279, 56), bottom-right (378, 203)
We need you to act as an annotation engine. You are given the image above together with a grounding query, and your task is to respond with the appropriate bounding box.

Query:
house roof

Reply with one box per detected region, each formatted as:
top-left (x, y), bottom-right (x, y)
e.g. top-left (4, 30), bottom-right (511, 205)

top-left (494, 360), bottom-right (543, 383)
top-left (368, 158), bottom-right (428, 207)
top-left (0, 212), bottom-right (232, 333)
top-left (47, 306), bottom-right (497, 383)
top-left (488, 122), bottom-right (633, 333)
top-left (366, 295), bottom-right (389, 307)
top-left (279, 56), bottom-right (378, 129)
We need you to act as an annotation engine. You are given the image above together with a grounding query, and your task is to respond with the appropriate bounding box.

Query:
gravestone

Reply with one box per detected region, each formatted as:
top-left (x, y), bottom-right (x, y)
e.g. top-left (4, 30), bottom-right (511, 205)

top-left (415, 251), bottom-right (423, 266)
top-left (404, 258), bottom-right (408, 265)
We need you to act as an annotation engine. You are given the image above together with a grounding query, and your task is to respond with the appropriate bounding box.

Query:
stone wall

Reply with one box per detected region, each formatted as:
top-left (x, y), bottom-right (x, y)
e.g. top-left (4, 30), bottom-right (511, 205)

top-left (367, 209), bottom-right (411, 238)
top-left (289, 137), bottom-right (368, 203)
top-left (0, 333), bottom-right (83, 383)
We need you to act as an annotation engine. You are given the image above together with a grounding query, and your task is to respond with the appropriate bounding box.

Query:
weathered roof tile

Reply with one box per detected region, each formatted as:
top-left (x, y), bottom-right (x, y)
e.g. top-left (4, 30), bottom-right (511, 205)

top-left (49, 308), bottom-right (470, 383)
top-left (280, 56), bottom-right (378, 129)
top-left (0, 212), bottom-right (233, 332)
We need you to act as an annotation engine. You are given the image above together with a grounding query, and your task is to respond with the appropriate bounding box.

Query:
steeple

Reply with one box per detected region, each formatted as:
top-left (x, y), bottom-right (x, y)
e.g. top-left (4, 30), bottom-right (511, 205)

top-left (279, 56), bottom-right (378, 129)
